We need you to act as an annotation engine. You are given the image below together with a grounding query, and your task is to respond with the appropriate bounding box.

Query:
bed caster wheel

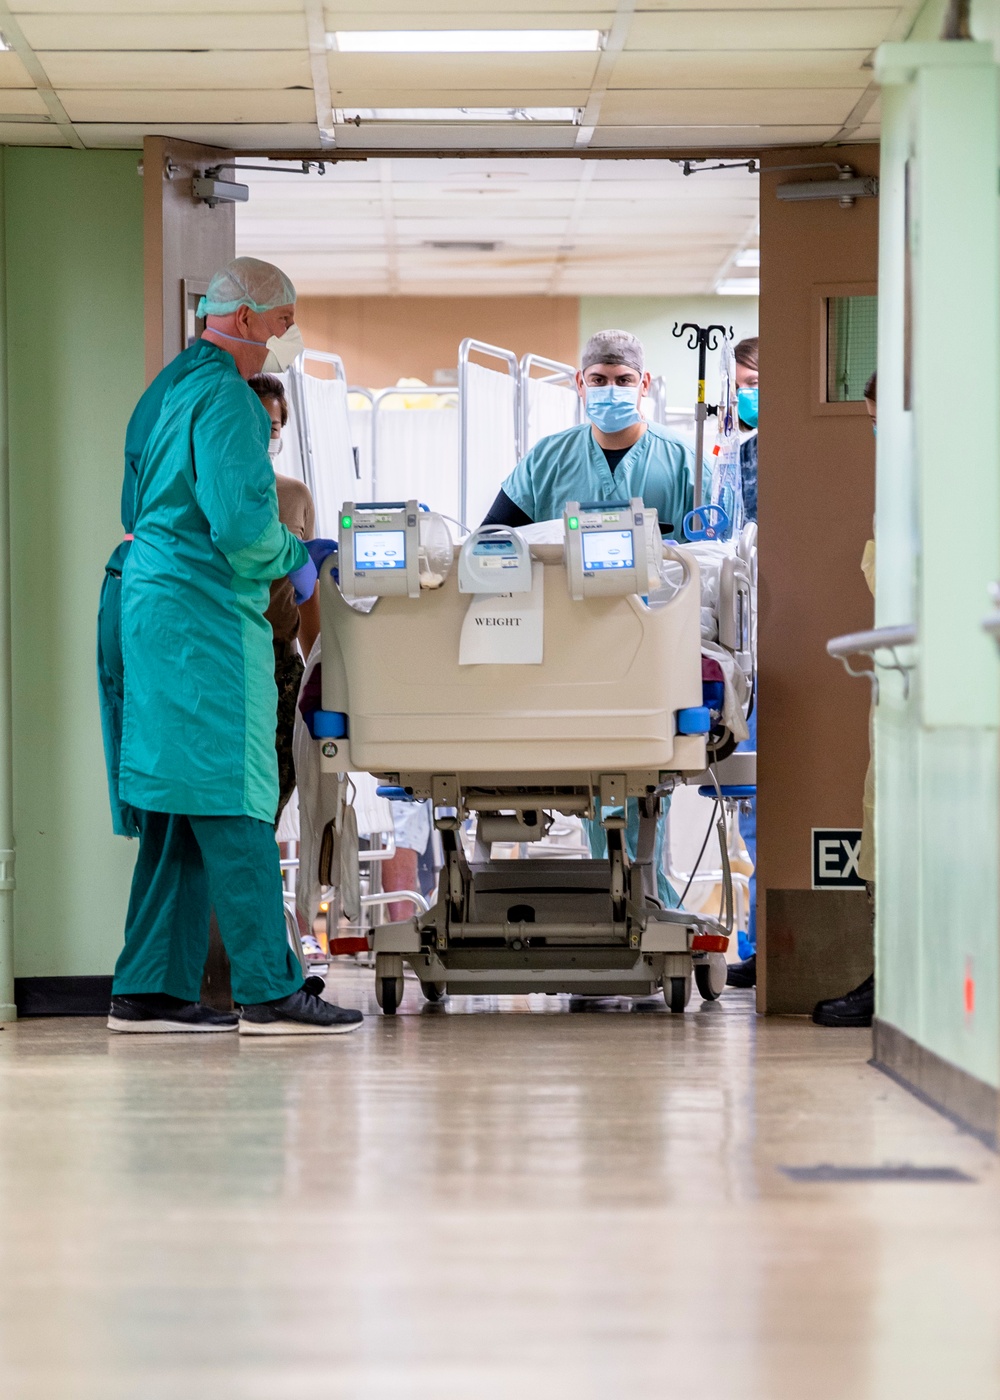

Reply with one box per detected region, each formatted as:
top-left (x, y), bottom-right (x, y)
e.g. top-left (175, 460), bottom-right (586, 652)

top-left (422, 982), bottom-right (446, 1003)
top-left (376, 976), bottom-right (403, 1015)
top-left (695, 953), bottom-right (728, 1001)
top-left (665, 975), bottom-right (691, 1013)
top-left (374, 954), bottom-right (404, 1015)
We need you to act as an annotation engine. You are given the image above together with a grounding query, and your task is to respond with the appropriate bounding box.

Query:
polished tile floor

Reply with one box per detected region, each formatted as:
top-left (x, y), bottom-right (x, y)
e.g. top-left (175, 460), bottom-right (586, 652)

top-left (1, 970), bottom-right (998, 1399)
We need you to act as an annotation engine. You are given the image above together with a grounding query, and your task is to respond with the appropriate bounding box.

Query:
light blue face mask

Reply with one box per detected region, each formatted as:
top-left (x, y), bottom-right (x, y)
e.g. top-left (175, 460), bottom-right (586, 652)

top-left (737, 386), bottom-right (758, 429)
top-left (585, 385), bottom-right (643, 433)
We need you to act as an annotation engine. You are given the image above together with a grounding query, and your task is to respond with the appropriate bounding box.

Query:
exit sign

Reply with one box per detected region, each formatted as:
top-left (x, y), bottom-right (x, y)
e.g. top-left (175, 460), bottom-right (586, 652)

top-left (811, 829), bottom-right (865, 890)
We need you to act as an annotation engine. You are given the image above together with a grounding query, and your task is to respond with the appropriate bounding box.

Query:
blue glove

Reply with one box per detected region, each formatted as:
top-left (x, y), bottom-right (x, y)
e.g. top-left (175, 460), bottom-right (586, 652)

top-left (288, 556), bottom-right (318, 605)
top-left (304, 537), bottom-right (338, 570)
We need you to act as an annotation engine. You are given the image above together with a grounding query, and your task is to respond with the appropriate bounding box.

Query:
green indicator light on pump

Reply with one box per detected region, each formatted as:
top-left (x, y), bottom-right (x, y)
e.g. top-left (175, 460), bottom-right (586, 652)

top-left (568, 516), bottom-right (579, 530)
top-left (341, 514), bottom-right (352, 529)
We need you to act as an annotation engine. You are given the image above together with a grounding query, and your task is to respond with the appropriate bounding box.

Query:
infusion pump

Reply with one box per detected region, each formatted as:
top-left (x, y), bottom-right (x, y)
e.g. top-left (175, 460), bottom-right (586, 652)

top-left (563, 497), bottom-right (650, 601)
top-left (338, 500), bottom-right (421, 600)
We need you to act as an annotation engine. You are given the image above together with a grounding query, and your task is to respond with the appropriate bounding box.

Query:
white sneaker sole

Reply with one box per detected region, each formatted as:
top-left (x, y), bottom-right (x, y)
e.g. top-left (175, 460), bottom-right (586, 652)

top-left (238, 1017), bottom-right (363, 1036)
top-left (107, 1017), bottom-right (238, 1034)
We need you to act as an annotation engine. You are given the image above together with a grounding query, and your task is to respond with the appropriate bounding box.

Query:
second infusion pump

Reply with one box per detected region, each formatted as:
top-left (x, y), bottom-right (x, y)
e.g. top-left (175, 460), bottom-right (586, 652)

top-left (339, 500), bottom-right (421, 600)
top-left (564, 498), bottom-right (650, 601)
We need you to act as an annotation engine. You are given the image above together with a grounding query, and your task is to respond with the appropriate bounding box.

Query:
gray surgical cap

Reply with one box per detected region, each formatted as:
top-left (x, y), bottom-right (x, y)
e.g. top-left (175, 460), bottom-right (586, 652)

top-left (197, 257), bottom-right (297, 318)
top-left (581, 329), bottom-right (644, 374)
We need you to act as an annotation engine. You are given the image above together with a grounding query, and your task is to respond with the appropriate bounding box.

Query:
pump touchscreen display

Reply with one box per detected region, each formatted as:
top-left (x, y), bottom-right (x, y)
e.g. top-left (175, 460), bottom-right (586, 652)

top-left (355, 530), bottom-right (406, 570)
top-left (582, 530), bottom-right (634, 570)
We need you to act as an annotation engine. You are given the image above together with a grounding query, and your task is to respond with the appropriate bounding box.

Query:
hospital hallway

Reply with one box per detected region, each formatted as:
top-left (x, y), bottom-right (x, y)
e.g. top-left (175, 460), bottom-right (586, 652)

top-left (1, 971), bottom-right (998, 1400)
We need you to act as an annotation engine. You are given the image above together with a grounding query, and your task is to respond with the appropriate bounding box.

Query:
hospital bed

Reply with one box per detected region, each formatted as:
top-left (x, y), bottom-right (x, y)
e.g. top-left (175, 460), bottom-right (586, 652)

top-left (308, 497), bottom-right (756, 1014)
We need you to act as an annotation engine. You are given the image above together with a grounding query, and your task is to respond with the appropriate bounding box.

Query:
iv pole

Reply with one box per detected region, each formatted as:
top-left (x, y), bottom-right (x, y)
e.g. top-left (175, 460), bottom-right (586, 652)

top-left (671, 322), bottom-right (732, 512)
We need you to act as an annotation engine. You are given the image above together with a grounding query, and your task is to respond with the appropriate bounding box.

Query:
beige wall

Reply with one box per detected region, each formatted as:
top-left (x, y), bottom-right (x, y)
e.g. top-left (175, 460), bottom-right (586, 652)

top-left (295, 295), bottom-right (580, 388)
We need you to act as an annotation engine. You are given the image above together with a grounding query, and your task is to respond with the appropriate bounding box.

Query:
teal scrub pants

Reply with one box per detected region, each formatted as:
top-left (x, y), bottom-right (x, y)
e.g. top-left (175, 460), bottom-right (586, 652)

top-left (112, 810), bottom-right (304, 1005)
top-left (586, 797), bottom-right (681, 910)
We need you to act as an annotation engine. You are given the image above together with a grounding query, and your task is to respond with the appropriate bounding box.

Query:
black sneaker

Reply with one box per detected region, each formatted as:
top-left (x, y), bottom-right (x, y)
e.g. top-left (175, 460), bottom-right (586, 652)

top-left (726, 954), bottom-right (756, 989)
top-left (108, 994), bottom-right (238, 1034)
top-left (239, 985), bottom-right (363, 1036)
top-left (812, 973), bottom-right (874, 1028)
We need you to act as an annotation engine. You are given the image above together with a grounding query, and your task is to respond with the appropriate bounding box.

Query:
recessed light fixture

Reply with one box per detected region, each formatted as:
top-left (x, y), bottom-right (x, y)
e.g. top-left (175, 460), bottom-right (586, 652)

top-left (716, 278), bottom-right (760, 297)
top-left (330, 29), bottom-right (602, 53)
top-left (734, 248), bottom-right (760, 268)
top-left (341, 107), bottom-right (581, 124)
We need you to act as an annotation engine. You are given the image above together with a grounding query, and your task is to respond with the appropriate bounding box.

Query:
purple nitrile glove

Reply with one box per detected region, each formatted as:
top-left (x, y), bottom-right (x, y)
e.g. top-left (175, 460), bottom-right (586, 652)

top-left (304, 537), bottom-right (338, 570)
top-left (288, 556), bottom-right (318, 605)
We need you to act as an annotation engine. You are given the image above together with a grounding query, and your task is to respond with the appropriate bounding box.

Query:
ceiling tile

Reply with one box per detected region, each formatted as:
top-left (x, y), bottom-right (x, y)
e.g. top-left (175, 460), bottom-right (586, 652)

top-left (0, 120), bottom-right (67, 143)
top-left (598, 87), bottom-right (861, 126)
top-left (589, 123), bottom-right (843, 147)
top-left (19, 14), bottom-right (307, 49)
top-left (76, 122), bottom-right (323, 149)
top-left (62, 89), bottom-right (317, 122)
top-left (626, 9), bottom-right (902, 51)
top-left (40, 50), bottom-right (312, 89)
top-left (0, 89), bottom-right (48, 116)
top-left (611, 49), bottom-right (873, 89)
top-left (0, 52), bottom-right (35, 87)
top-left (12, 0), bottom-right (302, 9)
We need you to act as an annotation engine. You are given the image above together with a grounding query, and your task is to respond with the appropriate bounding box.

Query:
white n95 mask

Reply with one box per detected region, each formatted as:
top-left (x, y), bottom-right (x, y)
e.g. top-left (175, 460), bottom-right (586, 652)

top-left (267, 437), bottom-right (283, 459)
top-left (261, 323), bottom-right (304, 373)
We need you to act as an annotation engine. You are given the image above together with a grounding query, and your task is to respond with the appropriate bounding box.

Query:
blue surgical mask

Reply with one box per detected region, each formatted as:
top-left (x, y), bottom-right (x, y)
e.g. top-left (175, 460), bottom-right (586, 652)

top-left (737, 387), bottom-right (758, 429)
top-left (586, 385), bottom-right (643, 433)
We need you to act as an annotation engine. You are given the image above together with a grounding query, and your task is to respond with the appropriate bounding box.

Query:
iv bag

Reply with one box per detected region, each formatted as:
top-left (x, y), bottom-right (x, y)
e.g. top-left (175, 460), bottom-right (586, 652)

top-left (711, 339), bottom-right (744, 539)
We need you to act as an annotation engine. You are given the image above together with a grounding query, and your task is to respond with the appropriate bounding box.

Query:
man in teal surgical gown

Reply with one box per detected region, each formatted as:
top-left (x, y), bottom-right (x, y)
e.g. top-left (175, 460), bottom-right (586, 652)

top-left (98, 257), bottom-right (362, 1036)
top-left (483, 330), bottom-right (708, 912)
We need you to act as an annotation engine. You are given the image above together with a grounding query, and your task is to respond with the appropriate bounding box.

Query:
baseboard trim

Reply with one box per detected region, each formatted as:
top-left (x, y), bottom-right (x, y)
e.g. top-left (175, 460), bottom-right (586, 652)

top-left (14, 976), bottom-right (113, 1018)
top-left (873, 1018), bottom-right (998, 1150)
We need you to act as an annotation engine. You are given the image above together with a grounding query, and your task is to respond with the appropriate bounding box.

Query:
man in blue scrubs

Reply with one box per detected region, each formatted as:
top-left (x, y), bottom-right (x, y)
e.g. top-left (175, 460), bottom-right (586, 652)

top-left (483, 330), bottom-right (704, 912)
top-left (484, 329), bottom-right (699, 535)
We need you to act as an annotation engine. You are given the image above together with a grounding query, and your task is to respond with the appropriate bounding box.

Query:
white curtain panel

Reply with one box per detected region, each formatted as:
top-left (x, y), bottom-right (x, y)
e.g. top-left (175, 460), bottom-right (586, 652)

top-left (348, 407), bottom-right (374, 499)
top-left (525, 377), bottom-right (579, 452)
top-left (464, 361), bottom-right (518, 529)
top-left (374, 407), bottom-right (460, 521)
top-left (300, 374), bottom-right (361, 535)
top-left (273, 370), bottom-right (306, 484)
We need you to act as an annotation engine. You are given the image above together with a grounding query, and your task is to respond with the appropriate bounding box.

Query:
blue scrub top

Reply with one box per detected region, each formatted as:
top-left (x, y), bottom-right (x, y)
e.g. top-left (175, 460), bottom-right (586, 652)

top-left (501, 421), bottom-right (707, 535)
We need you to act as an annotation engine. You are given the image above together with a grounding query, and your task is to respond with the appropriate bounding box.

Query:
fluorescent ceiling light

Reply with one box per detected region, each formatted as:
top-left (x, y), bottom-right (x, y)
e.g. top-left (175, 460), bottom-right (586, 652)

top-left (734, 248), bottom-right (760, 268)
top-left (341, 107), bottom-right (581, 124)
top-left (716, 278), bottom-right (759, 297)
top-left (331, 29), bottom-right (602, 53)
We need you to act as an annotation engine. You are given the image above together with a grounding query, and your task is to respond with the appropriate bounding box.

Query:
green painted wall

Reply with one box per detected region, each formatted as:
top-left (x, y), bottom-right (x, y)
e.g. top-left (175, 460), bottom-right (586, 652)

top-left (5, 149), bottom-right (142, 978)
top-left (579, 295), bottom-right (758, 408)
top-left (874, 41), bottom-right (1000, 1088)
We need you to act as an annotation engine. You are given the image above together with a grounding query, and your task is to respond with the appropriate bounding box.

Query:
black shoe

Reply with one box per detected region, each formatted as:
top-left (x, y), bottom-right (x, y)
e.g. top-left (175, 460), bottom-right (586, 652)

top-left (108, 995), bottom-right (238, 1034)
top-left (812, 974), bottom-right (874, 1028)
top-left (726, 955), bottom-right (756, 989)
top-left (239, 985), bottom-right (363, 1036)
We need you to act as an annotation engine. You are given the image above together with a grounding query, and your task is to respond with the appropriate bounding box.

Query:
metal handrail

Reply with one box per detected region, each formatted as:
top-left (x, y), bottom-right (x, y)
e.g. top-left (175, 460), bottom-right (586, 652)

top-left (519, 352), bottom-right (581, 450)
top-left (360, 889), bottom-right (430, 916)
top-left (301, 348), bottom-right (347, 382)
top-left (370, 386), bottom-right (458, 500)
top-left (458, 338), bottom-right (520, 526)
top-left (827, 624), bottom-right (917, 700)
